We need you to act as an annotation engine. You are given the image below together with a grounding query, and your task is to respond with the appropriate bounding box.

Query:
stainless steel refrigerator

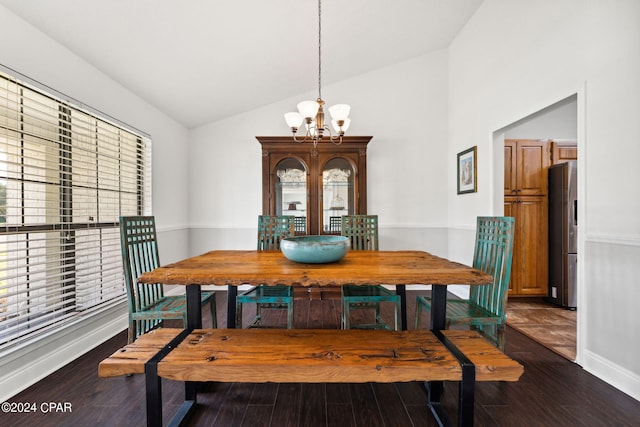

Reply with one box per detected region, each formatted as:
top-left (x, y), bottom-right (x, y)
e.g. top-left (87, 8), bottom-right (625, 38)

top-left (548, 161), bottom-right (577, 309)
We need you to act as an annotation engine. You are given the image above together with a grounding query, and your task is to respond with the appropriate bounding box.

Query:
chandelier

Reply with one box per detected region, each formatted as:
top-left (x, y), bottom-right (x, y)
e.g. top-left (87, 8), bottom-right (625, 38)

top-left (284, 0), bottom-right (351, 147)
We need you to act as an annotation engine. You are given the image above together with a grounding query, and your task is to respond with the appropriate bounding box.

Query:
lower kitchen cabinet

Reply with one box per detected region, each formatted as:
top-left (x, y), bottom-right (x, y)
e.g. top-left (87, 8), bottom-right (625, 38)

top-left (504, 195), bottom-right (548, 296)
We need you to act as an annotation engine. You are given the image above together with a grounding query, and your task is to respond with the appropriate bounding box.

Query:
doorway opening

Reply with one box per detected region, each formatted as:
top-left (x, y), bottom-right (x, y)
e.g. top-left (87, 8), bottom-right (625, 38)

top-left (492, 94), bottom-right (579, 361)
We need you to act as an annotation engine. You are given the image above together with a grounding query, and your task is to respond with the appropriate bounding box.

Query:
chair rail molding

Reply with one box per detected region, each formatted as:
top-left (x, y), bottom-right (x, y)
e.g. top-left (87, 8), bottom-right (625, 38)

top-left (585, 233), bottom-right (640, 247)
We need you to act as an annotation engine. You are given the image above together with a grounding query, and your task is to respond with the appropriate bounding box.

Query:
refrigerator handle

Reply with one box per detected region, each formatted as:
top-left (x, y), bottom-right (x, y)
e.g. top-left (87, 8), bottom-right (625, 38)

top-left (573, 200), bottom-right (578, 226)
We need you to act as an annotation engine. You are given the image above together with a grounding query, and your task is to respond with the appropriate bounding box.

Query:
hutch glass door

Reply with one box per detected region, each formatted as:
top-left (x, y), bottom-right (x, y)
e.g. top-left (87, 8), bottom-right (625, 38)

top-left (275, 158), bottom-right (308, 234)
top-left (321, 158), bottom-right (355, 234)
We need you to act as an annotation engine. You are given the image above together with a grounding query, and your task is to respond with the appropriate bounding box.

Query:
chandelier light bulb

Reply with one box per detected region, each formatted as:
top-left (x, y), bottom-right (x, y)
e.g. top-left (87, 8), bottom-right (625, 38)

top-left (297, 100), bottom-right (320, 119)
top-left (284, 112), bottom-right (303, 130)
top-left (328, 104), bottom-right (351, 121)
top-left (332, 117), bottom-right (351, 134)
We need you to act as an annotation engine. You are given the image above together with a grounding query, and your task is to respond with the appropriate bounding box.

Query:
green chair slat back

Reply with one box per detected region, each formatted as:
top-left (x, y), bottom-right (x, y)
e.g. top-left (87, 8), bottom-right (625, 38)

top-left (120, 216), bottom-right (216, 343)
top-left (236, 215), bottom-right (295, 328)
top-left (341, 215), bottom-right (400, 330)
top-left (329, 216), bottom-right (342, 233)
top-left (293, 216), bottom-right (307, 235)
top-left (257, 215), bottom-right (296, 250)
top-left (341, 215), bottom-right (379, 250)
top-left (415, 216), bottom-right (515, 350)
top-left (469, 217), bottom-right (515, 318)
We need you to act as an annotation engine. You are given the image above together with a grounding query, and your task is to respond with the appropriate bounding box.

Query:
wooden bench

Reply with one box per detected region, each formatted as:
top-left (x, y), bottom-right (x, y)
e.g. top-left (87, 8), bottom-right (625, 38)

top-left (99, 328), bottom-right (523, 427)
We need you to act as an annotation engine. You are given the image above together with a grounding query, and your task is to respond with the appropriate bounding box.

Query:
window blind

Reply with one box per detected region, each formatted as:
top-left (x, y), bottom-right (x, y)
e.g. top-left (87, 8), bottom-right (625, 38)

top-left (0, 70), bottom-right (151, 346)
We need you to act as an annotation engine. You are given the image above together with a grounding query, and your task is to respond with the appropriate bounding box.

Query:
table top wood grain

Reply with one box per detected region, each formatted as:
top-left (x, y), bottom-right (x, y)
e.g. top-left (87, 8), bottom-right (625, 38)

top-left (138, 250), bottom-right (492, 287)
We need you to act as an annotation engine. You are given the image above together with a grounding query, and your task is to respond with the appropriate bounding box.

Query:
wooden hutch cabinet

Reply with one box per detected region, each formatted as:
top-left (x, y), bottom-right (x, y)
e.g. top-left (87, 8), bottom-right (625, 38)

top-left (257, 136), bottom-right (372, 235)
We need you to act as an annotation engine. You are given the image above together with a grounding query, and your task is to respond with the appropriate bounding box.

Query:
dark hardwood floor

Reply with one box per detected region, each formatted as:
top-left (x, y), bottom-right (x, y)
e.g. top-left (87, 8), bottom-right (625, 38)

top-left (3, 290), bottom-right (640, 427)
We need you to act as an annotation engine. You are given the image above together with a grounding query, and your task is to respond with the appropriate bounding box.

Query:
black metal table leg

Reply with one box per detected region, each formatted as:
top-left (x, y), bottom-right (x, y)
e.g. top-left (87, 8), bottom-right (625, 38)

top-left (425, 380), bottom-right (448, 426)
top-left (396, 284), bottom-right (407, 330)
top-left (430, 284), bottom-right (448, 331)
top-left (227, 285), bottom-right (237, 328)
top-left (185, 284), bottom-right (202, 329)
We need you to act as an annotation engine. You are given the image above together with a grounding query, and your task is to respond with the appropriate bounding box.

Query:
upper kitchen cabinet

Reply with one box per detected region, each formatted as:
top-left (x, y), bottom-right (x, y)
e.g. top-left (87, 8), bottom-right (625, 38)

top-left (504, 139), bottom-right (550, 196)
top-left (258, 136), bottom-right (371, 235)
top-left (550, 140), bottom-right (577, 165)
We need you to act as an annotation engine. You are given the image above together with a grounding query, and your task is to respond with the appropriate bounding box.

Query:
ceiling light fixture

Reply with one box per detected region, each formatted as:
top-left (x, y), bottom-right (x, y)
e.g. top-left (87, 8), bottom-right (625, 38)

top-left (284, 0), bottom-right (350, 147)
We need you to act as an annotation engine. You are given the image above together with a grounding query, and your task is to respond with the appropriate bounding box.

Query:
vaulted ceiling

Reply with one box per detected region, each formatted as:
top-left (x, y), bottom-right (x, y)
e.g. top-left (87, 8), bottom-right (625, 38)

top-left (1, 0), bottom-right (483, 128)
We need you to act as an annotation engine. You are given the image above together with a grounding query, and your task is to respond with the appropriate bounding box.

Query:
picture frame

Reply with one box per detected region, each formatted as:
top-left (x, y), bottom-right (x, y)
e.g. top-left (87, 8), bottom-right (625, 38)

top-left (457, 146), bottom-right (477, 194)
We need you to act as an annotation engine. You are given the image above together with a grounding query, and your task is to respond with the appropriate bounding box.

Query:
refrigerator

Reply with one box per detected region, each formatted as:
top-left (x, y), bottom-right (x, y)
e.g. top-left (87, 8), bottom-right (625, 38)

top-left (547, 161), bottom-right (577, 309)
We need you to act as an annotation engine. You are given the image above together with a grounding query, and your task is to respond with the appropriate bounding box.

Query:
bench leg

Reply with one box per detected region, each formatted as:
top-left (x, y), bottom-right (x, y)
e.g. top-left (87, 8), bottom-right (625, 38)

top-left (458, 365), bottom-right (475, 427)
top-left (145, 364), bottom-right (163, 427)
top-left (144, 328), bottom-right (196, 427)
top-left (144, 374), bottom-right (199, 427)
top-left (427, 329), bottom-right (476, 427)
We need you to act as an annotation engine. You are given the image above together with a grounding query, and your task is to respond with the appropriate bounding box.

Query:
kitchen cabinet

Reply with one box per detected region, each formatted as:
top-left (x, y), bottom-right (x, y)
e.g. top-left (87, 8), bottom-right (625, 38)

top-left (258, 136), bottom-right (371, 235)
top-left (504, 195), bottom-right (548, 295)
top-left (504, 139), bottom-right (550, 196)
top-left (551, 140), bottom-right (577, 165)
top-left (504, 139), bottom-right (550, 296)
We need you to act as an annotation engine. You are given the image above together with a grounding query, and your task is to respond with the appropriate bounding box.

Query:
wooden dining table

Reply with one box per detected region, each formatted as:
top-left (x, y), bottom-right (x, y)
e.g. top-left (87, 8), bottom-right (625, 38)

top-left (134, 249), bottom-right (498, 426)
top-left (138, 249), bottom-right (493, 332)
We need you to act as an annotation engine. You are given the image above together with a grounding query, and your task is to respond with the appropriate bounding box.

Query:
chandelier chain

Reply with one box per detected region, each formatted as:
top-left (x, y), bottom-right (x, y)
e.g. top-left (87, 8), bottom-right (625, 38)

top-left (284, 0), bottom-right (349, 146)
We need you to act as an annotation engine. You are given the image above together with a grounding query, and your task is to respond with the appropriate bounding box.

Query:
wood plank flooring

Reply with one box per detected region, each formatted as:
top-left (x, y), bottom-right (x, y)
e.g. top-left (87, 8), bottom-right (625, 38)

top-left (2, 290), bottom-right (639, 427)
top-left (506, 298), bottom-right (577, 361)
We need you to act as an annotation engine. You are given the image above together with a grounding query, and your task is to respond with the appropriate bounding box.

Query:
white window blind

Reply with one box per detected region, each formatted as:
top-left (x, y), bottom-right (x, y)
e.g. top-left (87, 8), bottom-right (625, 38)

top-left (0, 70), bottom-right (151, 347)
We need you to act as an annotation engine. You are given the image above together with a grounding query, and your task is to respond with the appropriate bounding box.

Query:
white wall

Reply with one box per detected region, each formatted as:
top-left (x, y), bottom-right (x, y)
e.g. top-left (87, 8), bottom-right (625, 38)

top-left (0, 6), bottom-right (191, 401)
top-left (188, 51), bottom-right (451, 257)
top-left (448, 0), bottom-right (640, 400)
top-left (503, 95), bottom-right (577, 140)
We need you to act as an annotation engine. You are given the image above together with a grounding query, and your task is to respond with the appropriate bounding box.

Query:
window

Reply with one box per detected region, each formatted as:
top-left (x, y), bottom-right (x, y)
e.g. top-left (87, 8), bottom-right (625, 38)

top-left (0, 70), bottom-right (151, 347)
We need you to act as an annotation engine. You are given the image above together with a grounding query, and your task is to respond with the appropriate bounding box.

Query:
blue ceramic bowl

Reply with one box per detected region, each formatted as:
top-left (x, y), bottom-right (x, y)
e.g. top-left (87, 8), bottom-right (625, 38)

top-left (280, 235), bottom-right (350, 264)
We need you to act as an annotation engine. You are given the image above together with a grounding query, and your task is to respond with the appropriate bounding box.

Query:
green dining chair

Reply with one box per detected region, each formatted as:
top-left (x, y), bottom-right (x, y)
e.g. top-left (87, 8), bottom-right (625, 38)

top-left (293, 216), bottom-right (306, 235)
top-left (120, 216), bottom-right (217, 343)
top-left (236, 215), bottom-right (295, 328)
top-left (341, 215), bottom-right (400, 330)
top-left (415, 216), bottom-right (515, 350)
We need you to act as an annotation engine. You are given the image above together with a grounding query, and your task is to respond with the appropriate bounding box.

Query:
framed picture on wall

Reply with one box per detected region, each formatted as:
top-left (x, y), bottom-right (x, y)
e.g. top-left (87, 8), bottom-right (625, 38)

top-left (457, 146), bottom-right (477, 194)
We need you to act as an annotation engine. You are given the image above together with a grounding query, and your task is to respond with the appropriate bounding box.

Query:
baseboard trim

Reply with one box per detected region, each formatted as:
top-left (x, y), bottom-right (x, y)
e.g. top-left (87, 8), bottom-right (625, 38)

top-left (583, 349), bottom-right (640, 402)
top-left (0, 304), bottom-right (128, 402)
